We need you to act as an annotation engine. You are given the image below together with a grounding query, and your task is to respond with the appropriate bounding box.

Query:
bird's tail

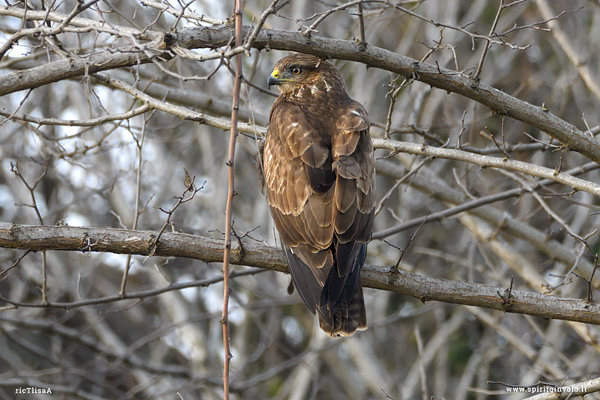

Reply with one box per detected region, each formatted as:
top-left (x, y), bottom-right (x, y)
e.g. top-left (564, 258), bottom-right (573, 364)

top-left (318, 283), bottom-right (367, 337)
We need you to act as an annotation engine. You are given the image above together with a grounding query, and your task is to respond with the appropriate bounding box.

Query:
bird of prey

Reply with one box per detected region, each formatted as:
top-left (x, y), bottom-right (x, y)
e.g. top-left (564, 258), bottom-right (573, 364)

top-left (263, 53), bottom-right (375, 337)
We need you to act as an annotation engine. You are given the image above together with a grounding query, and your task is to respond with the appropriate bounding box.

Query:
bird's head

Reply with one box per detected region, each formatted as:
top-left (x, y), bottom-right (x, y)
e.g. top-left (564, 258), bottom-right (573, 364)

top-left (267, 54), bottom-right (344, 96)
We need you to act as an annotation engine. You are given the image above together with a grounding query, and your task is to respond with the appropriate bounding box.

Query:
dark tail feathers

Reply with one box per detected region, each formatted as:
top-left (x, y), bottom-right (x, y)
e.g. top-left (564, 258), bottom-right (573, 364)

top-left (318, 242), bottom-right (367, 337)
top-left (318, 283), bottom-right (366, 337)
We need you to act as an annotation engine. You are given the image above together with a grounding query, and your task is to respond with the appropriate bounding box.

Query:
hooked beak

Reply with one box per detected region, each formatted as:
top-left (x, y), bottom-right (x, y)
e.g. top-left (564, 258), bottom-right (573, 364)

top-left (267, 68), bottom-right (282, 89)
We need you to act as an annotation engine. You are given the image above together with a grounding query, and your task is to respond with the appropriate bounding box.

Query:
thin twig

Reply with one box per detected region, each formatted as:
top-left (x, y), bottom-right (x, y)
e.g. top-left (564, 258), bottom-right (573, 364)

top-left (375, 157), bottom-right (429, 216)
top-left (0, 104), bottom-right (151, 127)
top-left (222, 0), bottom-right (244, 397)
top-left (497, 169), bottom-right (584, 241)
top-left (394, 215), bottom-right (428, 270)
top-left (0, 250), bottom-right (31, 278)
top-left (0, 89), bottom-right (33, 126)
top-left (480, 128), bottom-right (511, 159)
top-left (356, 1), bottom-right (367, 51)
top-left (243, 0), bottom-right (290, 51)
top-left (0, 268), bottom-right (265, 309)
top-left (10, 161), bottom-right (48, 304)
top-left (474, 0), bottom-right (504, 80)
top-left (139, 0), bottom-right (224, 24)
top-left (120, 111), bottom-right (153, 296)
top-left (149, 178), bottom-right (204, 259)
top-left (545, 243), bottom-right (587, 293)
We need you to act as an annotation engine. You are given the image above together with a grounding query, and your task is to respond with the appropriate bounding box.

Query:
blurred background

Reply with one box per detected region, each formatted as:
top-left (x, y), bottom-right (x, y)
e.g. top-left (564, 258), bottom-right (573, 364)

top-left (1, 0), bottom-right (600, 399)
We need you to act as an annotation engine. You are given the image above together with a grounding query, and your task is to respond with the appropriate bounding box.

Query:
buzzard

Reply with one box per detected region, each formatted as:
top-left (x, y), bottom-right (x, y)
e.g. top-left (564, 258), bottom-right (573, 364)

top-left (264, 54), bottom-right (375, 337)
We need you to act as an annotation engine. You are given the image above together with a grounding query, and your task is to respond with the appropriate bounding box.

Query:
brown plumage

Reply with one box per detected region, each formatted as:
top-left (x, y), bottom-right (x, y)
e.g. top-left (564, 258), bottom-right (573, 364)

top-left (263, 54), bottom-right (375, 337)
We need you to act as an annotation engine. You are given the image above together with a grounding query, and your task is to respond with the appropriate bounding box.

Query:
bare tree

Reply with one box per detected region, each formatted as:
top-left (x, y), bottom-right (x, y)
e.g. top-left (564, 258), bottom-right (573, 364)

top-left (1, 0), bottom-right (600, 399)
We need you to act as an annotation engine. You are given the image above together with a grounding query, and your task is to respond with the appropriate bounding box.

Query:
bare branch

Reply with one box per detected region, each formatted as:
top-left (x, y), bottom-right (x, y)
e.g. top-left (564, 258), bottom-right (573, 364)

top-left (374, 139), bottom-right (600, 197)
top-left (1, 21), bottom-right (596, 163)
top-left (1, 223), bottom-right (600, 325)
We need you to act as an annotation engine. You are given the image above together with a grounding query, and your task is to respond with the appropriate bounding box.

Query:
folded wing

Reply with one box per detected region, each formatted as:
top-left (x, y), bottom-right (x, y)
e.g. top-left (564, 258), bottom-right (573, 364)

top-left (264, 99), bottom-right (375, 336)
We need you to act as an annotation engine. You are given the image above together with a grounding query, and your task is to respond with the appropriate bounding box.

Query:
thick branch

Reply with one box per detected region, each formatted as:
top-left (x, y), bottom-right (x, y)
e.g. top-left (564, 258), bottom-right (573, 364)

top-left (1, 223), bottom-right (599, 325)
top-left (0, 19), bottom-right (598, 162)
top-left (181, 26), bottom-right (599, 162)
top-left (0, 44), bottom-right (167, 97)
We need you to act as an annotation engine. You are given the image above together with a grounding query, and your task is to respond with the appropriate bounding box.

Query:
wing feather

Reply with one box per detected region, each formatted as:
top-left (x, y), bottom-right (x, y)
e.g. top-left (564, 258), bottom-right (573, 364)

top-left (304, 195), bottom-right (335, 247)
top-left (334, 200), bottom-right (358, 236)
top-left (264, 84), bottom-right (375, 337)
top-left (265, 101), bottom-right (336, 268)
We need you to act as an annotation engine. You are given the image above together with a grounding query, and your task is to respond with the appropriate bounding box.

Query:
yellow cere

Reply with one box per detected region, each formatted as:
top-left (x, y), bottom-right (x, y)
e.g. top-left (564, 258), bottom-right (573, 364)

top-left (271, 68), bottom-right (280, 79)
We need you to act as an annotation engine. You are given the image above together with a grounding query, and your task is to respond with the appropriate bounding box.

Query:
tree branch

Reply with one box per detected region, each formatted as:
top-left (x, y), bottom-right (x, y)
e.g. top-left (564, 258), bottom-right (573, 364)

top-left (0, 16), bottom-right (598, 162)
top-left (1, 222), bottom-right (599, 325)
top-left (373, 138), bottom-right (600, 197)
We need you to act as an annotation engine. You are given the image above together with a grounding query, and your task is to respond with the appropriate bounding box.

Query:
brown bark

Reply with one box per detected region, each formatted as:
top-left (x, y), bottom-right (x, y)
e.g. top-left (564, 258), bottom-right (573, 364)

top-left (2, 222), bottom-right (598, 325)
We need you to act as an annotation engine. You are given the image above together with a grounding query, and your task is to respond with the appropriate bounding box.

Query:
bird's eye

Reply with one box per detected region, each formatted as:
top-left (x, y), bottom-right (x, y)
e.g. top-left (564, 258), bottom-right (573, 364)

top-left (291, 67), bottom-right (302, 75)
